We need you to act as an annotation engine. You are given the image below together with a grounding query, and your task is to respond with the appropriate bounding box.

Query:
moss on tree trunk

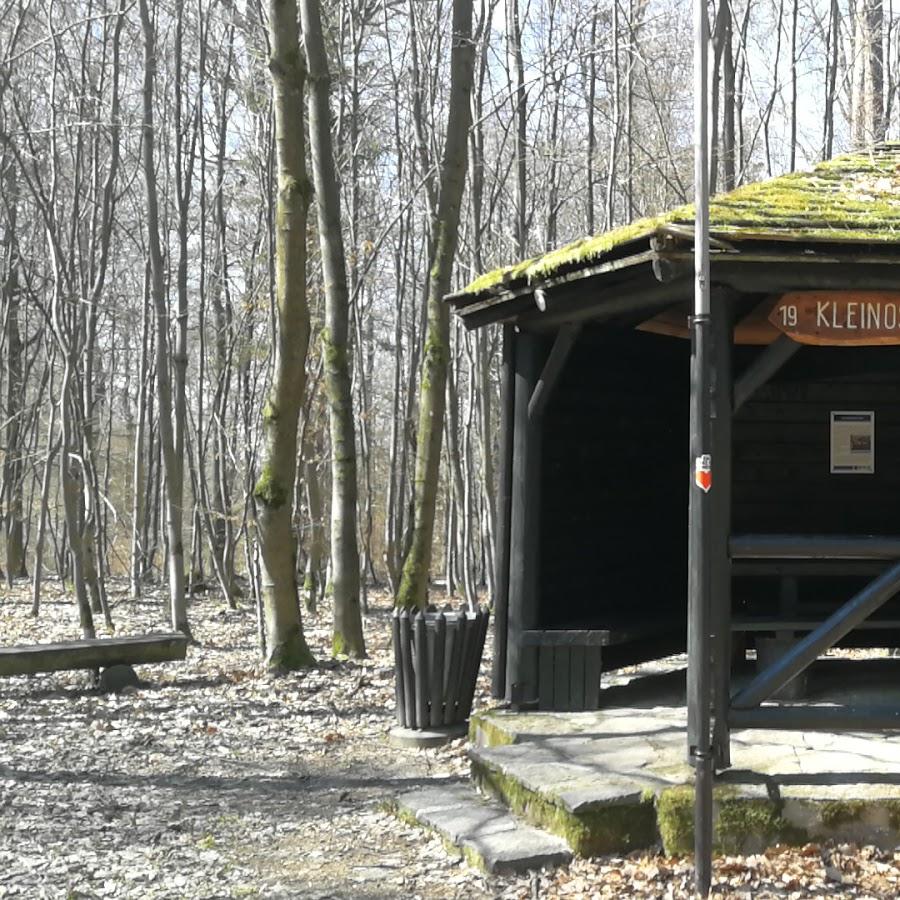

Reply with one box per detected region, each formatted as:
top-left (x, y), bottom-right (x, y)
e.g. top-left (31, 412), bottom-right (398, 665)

top-left (396, 0), bottom-right (476, 611)
top-left (255, 0), bottom-right (316, 672)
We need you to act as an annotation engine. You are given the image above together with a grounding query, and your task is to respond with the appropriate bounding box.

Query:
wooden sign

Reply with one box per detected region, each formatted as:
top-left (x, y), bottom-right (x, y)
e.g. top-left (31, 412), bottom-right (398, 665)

top-left (769, 291), bottom-right (900, 346)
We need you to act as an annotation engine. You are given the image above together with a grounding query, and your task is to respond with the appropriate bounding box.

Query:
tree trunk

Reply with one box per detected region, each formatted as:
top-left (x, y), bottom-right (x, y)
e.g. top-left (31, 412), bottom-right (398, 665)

top-left (606, 0), bottom-right (621, 229)
top-left (789, 0), bottom-right (798, 171)
top-left (721, 0), bottom-right (736, 191)
top-left (255, 0), bottom-right (315, 671)
top-left (138, 0), bottom-right (190, 637)
top-left (300, 0), bottom-right (366, 659)
top-left (2, 161), bottom-right (26, 581)
top-left (131, 268), bottom-right (151, 600)
top-left (396, 0), bottom-right (476, 610)
top-left (823, 0), bottom-right (840, 160)
top-left (508, 0), bottom-right (527, 256)
top-left (31, 362), bottom-right (58, 616)
top-left (302, 430), bottom-right (326, 614)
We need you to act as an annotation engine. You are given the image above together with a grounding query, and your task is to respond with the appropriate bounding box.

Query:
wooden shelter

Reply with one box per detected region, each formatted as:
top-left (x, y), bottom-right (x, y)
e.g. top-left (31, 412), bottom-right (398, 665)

top-left (448, 144), bottom-right (900, 759)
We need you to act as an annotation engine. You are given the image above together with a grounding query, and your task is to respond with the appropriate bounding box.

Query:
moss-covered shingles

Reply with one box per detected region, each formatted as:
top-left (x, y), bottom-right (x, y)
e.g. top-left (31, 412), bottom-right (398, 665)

top-left (458, 143), bottom-right (900, 299)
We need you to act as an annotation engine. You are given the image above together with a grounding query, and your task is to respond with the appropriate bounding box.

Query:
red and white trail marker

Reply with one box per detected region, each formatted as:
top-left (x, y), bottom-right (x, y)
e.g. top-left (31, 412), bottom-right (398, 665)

top-left (694, 454), bottom-right (712, 493)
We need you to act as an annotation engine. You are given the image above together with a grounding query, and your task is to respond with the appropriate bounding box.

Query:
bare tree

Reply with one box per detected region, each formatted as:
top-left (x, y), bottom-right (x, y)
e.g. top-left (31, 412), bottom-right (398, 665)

top-left (301, 0), bottom-right (366, 658)
top-left (396, 0), bottom-right (476, 610)
top-left (138, 0), bottom-right (190, 636)
top-left (852, 0), bottom-right (886, 146)
top-left (255, 0), bottom-right (315, 670)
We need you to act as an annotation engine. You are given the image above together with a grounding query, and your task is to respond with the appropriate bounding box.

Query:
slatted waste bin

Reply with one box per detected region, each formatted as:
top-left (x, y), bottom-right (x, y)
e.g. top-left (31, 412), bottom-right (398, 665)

top-left (392, 607), bottom-right (489, 730)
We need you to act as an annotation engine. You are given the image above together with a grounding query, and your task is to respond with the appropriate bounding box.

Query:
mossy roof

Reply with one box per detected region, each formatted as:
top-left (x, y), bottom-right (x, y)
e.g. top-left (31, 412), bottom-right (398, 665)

top-left (460, 143), bottom-right (900, 299)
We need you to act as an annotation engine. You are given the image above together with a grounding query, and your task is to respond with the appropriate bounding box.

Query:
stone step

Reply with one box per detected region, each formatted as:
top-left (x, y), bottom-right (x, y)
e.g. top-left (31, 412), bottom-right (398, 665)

top-left (394, 782), bottom-right (572, 875)
top-left (469, 708), bottom-right (900, 857)
top-left (470, 740), bottom-right (660, 856)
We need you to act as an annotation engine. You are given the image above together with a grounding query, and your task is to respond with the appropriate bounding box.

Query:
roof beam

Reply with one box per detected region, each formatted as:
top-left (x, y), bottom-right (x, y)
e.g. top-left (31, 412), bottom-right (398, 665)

top-left (520, 275), bottom-right (693, 330)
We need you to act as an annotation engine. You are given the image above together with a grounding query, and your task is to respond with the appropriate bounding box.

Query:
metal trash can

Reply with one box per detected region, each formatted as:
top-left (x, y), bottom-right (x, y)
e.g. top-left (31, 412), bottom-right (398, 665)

top-left (392, 607), bottom-right (489, 731)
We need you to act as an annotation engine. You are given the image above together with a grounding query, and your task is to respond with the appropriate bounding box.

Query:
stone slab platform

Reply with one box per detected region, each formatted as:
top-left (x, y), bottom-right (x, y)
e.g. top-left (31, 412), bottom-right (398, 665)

top-left (469, 657), bottom-right (900, 856)
top-left (395, 783), bottom-right (572, 874)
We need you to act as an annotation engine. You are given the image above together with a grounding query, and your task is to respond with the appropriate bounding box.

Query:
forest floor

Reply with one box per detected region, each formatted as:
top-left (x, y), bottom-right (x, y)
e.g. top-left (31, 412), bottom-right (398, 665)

top-left (2, 582), bottom-right (900, 899)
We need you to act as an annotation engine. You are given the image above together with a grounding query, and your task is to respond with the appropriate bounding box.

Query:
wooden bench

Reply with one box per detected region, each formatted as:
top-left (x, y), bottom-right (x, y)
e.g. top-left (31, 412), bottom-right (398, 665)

top-left (731, 551), bottom-right (900, 644)
top-left (0, 633), bottom-right (189, 689)
top-left (733, 617), bottom-right (900, 634)
top-left (521, 621), bottom-right (679, 711)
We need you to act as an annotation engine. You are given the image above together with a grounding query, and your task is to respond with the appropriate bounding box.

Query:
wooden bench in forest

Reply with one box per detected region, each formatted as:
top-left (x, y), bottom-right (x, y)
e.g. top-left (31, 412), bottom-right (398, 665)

top-left (0, 633), bottom-right (189, 690)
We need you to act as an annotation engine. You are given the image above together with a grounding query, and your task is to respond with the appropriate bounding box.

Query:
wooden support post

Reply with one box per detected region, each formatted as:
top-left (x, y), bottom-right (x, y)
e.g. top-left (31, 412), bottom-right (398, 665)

top-left (528, 324), bottom-right (580, 421)
top-left (687, 313), bottom-right (713, 755)
top-left (492, 325), bottom-right (515, 699)
top-left (506, 330), bottom-right (543, 705)
top-left (710, 288), bottom-right (733, 769)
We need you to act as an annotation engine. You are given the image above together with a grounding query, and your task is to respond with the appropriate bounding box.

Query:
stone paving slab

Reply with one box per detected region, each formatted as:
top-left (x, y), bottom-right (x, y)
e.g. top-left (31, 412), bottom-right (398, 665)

top-left (395, 783), bottom-right (572, 874)
top-left (469, 695), bottom-right (900, 855)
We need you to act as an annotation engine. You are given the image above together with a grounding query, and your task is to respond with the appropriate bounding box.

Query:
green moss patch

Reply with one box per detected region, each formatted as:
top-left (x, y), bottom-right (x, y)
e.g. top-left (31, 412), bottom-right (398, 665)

top-left (468, 712), bottom-right (517, 748)
top-left (820, 799), bottom-right (866, 828)
top-left (657, 785), bottom-right (808, 856)
top-left (458, 143), bottom-right (900, 298)
top-left (717, 793), bottom-right (807, 854)
top-left (884, 799), bottom-right (900, 831)
top-left (472, 758), bottom-right (656, 856)
top-left (657, 786), bottom-right (694, 855)
top-left (253, 464), bottom-right (288, 510)
top-left (266, 634), bottom-right (315, 671)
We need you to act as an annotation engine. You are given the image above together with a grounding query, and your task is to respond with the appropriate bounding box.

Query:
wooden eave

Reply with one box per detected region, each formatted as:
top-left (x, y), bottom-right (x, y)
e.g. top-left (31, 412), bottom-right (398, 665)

top-left (447, 236), bottom-right (900, 332)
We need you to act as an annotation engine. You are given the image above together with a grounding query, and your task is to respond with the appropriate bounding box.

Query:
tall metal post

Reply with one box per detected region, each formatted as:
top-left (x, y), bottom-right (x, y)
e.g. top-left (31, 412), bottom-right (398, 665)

top-left (689, 0), bottom-right (714, 895)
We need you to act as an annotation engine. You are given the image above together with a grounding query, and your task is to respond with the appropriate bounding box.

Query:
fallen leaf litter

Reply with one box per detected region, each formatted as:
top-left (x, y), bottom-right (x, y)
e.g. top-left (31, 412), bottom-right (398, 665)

top-left (1, 581), bottom-right (900, 898)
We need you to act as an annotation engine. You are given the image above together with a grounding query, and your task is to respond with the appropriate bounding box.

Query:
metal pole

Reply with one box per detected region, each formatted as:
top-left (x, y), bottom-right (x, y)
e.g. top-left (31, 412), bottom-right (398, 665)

top-left (689, 0), bottom-right (713, 895)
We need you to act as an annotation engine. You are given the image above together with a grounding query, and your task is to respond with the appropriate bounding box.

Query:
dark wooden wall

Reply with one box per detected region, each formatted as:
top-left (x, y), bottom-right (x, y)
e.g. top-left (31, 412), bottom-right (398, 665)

top-left (733, 346), bottom-right (900, 534)
top-left (733, 345), bottom-right (900, 618)
top-left (536, 332), bottom-right (900, 639)
top-left (538, 326), bottom-right (690, 631)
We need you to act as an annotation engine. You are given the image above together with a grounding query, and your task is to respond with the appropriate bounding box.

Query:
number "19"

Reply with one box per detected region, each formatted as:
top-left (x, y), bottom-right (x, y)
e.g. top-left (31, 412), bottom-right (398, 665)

top-left (780, 304), bottom-right (798, 327)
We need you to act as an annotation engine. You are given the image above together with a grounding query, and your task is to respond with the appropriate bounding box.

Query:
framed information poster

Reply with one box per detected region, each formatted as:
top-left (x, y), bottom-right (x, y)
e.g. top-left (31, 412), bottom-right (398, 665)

top-left (830, 411), bottom-right (875, 474)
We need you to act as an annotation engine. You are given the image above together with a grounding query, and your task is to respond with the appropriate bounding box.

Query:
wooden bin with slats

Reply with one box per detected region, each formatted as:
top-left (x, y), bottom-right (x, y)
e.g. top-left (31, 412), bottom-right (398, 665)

top-left (392, 608), bottom-right (489, 730)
